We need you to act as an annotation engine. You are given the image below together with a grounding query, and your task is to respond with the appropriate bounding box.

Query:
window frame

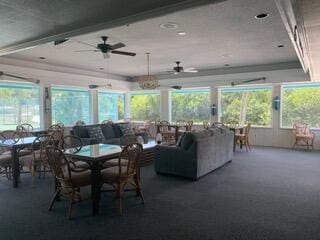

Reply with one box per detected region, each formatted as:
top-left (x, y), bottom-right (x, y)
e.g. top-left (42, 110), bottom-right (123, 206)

top-left (170, 87), bottom-right (211, 125)
top-left (129, 90), bottom-right (161, 123)
top-left (280, 82), bottom-right (320, 130)
top-left (218, 84), bottom-right (274, 128)
top-left (0, 82), bottom-right (42, 130)
top-left (51, 85), bottom-right (92, 127)
top-left (97, 90), bottom-right (126, 123)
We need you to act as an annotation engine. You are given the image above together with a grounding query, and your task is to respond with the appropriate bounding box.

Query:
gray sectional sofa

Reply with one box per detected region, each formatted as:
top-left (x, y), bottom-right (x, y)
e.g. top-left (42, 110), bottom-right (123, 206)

top-left (154, 127), bottom-right (234, 180)
top-left (71, 122), bottom-right (148, 146)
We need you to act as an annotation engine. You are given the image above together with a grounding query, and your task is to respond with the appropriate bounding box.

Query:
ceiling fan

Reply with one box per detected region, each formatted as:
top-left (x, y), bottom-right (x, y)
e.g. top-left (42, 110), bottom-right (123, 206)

top-left (75, 36), bottom-right (136, 59)
top-left (168, 61), bottom-right (198, 74)
top-left (88, 83), bottom-right (112, 89)
top-left (231, 77), bottom-right (266, 86)
top-left (0, 71), bottom-right (40, 84)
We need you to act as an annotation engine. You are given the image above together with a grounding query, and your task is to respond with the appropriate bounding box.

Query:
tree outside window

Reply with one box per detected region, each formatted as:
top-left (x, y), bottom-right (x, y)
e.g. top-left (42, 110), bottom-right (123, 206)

top-left (98, 92), bottom-right (125, 122)
top-left (130, 93), bottom-right (160, 121)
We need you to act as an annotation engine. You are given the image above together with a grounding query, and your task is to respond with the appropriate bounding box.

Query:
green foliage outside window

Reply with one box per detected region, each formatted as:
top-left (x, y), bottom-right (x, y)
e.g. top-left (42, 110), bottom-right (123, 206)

top-left (0, 84), bottom-right (40, 130)
top-left (220, 87), bottom-right (272, 126)
top-left (130, 93), bottom-right (160, 121)
top-left (52, 88), bottom-right (91, 126)
top-left (171, 89), bottom-right (210, 124)
top-left (282, 85), bottom-right (320, 128)
top-left (98, 92), bottom-right (125, 122)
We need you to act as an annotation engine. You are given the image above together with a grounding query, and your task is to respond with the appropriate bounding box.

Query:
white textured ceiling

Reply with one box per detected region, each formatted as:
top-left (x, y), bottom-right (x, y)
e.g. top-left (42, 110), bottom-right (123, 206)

top-left (4, 0), bottom-right (298, 78)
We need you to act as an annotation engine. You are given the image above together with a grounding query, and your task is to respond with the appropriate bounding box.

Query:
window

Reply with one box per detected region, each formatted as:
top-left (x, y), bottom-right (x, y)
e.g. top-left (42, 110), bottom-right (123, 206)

top-left (0, 84), bottom-right (41, 130)
top-left (130, 92), bottom-right (160, 121)
top-left (220, 86), bottom-right (272, 126)
top-left (98, 92), bottom-right (125, 122)
top-left (51, 87), bottom-right (91, 126)
top-left (171, 89), bottom-right (210, 124)
top-left (281, 84), bottom-right (320, 128)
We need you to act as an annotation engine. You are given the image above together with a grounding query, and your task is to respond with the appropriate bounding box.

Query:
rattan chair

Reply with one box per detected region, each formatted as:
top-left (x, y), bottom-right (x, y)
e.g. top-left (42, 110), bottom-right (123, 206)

top-left (20, 134), bottom-right (55, 183)
top-left (203, 121), bottom-right (210, 129)
top-left (46, 146), bottom-right (91, 219)
top-left (0, 131), bottom-right (21, 180)
top-left (75, 120), bottom-right (86, 126)
top-left (211, 122), bottom-right (225, 128)
top-left (48, 124), bottom-right (64, 143)
top-left (234, 123), bottom-right (251, 151)
top-left (137, 120), bottom-right (151, 136)
top-left (16, 123), bottom-right (33, 137)
top-left (293, 123), bottom-right (314, 149)
top-left (101, 143), bottom-right (143, 215)
top-left (101, 119), bottom-right (113, 125)
top-left (158, 120), bottom-right (176, 144)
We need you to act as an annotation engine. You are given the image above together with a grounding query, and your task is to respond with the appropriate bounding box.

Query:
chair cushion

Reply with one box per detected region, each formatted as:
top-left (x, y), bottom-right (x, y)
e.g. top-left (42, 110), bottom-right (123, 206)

top-left (180, 132), bottom-right (194, 150)
top-left (72, 126), bottom-right (89, 138)
top-left (119, 123), bottom-right (134, 136)
top-left (101, 166), bottom-right (134, 182)
top-left (100, 124), bottom-right (115, 139)
top-left (102, 158), bottom-right (128, 168)
top-left (0, 151), bottom-right (11, 166)
top-left (63, 169), bottom-right (91, 187)
top-left (88, 126), bottom-right (105, 143)
top-left (296, 134), bottom-right (313, 139)
top-left (112, 124), bottom-right (123, 138)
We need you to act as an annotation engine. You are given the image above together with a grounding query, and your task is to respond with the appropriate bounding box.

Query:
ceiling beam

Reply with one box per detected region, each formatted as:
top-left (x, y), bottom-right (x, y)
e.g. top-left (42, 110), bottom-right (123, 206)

top-left (0, 0), bottom-right (225, 56)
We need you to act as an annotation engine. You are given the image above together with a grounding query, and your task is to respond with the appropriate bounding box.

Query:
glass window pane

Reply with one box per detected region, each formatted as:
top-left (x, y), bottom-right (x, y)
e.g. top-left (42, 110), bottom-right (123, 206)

top-left (282, 84), bottom-right (320, 128)
top-left (51, 88), bottom-right (91, 126)
top-left (171, 89), bottom-right (210, 124)
top-left (0, 84), bottom-right (41, 130)
top-left (98, 92), bottom-right (125, 122)
top-left (130, 93), bottom-right (160, 121)
top-left (220, 86), bottom-right (272, 126)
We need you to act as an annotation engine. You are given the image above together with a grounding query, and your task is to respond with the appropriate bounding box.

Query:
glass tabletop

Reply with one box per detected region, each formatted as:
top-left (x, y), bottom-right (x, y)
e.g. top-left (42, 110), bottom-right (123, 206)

top-left (0, 136), bottom-right (37, 147)
top-left (65, 144), bottom-right (122, 160)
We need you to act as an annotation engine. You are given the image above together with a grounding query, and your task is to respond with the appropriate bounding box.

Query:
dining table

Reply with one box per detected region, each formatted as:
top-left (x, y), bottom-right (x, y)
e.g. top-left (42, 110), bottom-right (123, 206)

top-left (64, 141), bottom-right (157, 216)
top-left (0, 136), bottom-right (37, 187)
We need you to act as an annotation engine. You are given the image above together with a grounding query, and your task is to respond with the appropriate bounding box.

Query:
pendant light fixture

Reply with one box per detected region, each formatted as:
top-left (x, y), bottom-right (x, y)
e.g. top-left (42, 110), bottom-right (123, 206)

top-left (138, 52), bottom-right (159, 90)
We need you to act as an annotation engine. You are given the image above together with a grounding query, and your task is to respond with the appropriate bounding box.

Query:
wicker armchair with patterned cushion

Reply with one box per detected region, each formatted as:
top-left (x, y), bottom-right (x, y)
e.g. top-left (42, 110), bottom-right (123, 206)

top-left (293, 123), bottom-right (314, 149)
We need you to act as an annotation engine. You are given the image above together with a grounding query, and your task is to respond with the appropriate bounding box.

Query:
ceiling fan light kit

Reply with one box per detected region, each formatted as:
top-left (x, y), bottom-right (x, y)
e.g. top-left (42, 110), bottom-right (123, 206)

top-left (138, 53), bottom-right (159, 90)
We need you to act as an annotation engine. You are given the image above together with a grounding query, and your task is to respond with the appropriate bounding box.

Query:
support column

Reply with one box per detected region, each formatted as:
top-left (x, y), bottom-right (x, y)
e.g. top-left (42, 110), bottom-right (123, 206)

top-left (211, 87), bottom-right (219, 124)
top-left (160, 89), bottom-right (170, 121)
top-left (91, 89), bottom-right (99, 124)
top-left (124, 92), bottom-right (131, 119)
top-left (42, 85), bottom-right (52, 129)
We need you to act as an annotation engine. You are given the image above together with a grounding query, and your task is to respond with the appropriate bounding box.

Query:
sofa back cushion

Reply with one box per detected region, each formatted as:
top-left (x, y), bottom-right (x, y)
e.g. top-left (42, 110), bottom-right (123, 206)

top-left (88, 126), bottom-right (105, 142)
top-left (100, 124), bottom-right (115, 139)
top-left (72, 126), bottom-right (89, 138)
top-left (112, 124), bottom-right (123, 138)
top-left (180, 132), bottom-right (194, 150)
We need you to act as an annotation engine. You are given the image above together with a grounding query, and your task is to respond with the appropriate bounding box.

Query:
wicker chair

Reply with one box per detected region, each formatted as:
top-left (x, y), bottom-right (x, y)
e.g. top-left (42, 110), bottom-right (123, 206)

top-left (101, 119), bottom-right (113, 125)
top-left (20, 134), bottom-right (55, 183)
top-left (234, 123), bottom-right (251, 151)
top-left (203, 121), bottom-right (210, 129)
top-left (46, 146), bottom-right (91, 219)
top-left (293, 123), bottom-right (314, 149)
top-left (75, 120), bottom-right (86, 126)
top-left (48, 124), bottom-right (64, 143)
top-left (211, 122), bottom-right (225, 128)
top-left (0, 131), bottom-right (21, 180)
top-left (16, 123), bottom-right (33, 137)
top-left (101, 143), bottom-right (143, 215)
top-left (158, 120), bottom-right (175, 144)
top-left (137, 120), bottom-right (151, 136)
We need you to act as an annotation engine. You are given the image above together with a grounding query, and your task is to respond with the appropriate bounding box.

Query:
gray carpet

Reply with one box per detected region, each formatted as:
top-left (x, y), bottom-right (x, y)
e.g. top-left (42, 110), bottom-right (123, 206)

top-left (1, 147), bottom-right (320, 240)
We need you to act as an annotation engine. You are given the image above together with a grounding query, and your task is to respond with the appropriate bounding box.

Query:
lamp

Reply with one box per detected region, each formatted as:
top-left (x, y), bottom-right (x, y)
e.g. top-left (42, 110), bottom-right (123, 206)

top-left (273, 96), bottom-right (280, 111)
top-left (156, 133), bottom-right (162, 144)
top-left (138, 53), bottom-right (159, 90)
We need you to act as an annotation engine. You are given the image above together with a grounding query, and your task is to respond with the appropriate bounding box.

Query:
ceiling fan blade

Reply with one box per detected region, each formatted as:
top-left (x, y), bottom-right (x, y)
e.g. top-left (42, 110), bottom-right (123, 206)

top-left (0, 72), bottom-right (40, 84)
top-left (103, 52), bottom-right (110, 59)
top-left (242, 77), bottom-right (266, 83)
top-left (184, 67), bottom-right (198, 73)
top-left (75, 40), bottom-right (98, 49)
top-left (111, 50), bottom-right (136, 56)
top-left (110, 43), bottom-right (125, 50)
top-left (74, 50), bottom-right (99, 52)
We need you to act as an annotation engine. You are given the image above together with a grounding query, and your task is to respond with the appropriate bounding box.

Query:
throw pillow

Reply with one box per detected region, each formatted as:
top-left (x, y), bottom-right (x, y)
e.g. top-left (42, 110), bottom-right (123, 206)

top-left (100, 124), bottom-right (115, 139)
top-left (112, 124), bottom-right (123, 138)
top-left (72, 126), bottom-right (89, 138)
top-left (180, 132), bottom-right (194, 150)
top-left (88, 126), bottom-right (105, 143)
top-left (119, 123), bottom-right (134, 136)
